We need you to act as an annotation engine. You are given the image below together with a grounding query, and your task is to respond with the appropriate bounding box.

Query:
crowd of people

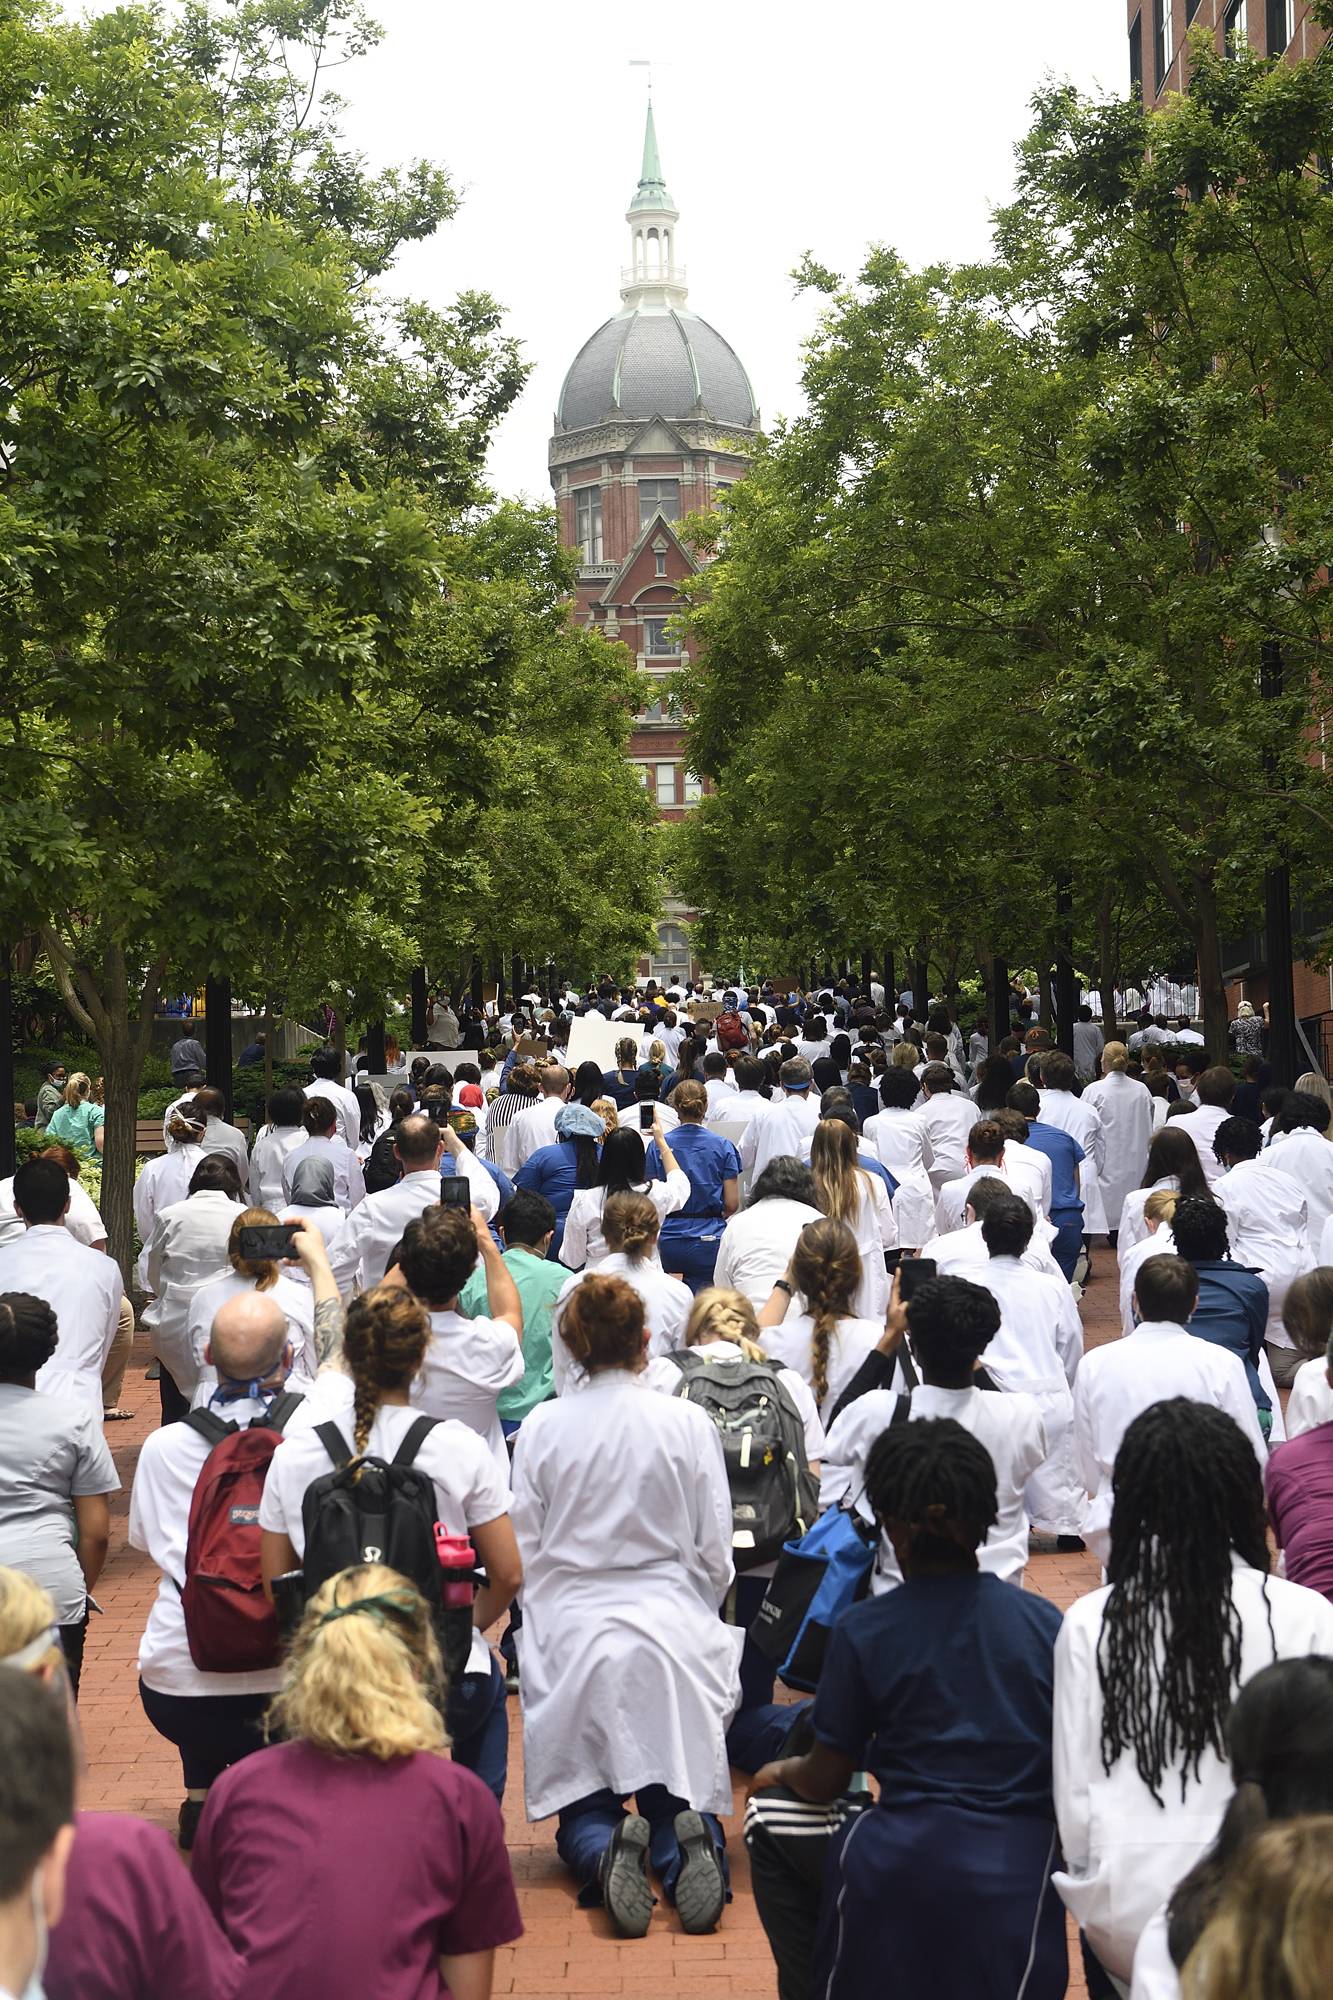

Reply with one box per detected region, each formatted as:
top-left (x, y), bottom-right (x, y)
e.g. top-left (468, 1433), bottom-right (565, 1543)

top-left (0, 969), bottom-right (1332, 1998)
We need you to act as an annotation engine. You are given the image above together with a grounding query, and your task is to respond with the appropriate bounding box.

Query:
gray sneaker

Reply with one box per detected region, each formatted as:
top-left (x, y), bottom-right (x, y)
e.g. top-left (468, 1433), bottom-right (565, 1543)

top-left (672, 1811), bottom-right (726, 1934)
top-left (599, 1814), bottom-right (654, 1937)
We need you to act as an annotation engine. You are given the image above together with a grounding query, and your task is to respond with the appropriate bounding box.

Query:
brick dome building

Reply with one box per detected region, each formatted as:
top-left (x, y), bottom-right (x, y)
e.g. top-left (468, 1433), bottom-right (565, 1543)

top-left (548, 106), bottom-right (759, 982)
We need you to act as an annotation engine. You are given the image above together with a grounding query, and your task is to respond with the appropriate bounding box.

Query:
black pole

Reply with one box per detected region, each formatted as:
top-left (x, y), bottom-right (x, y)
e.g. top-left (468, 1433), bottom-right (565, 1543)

top-left (1054, 877), bottom-right (1076, 1059)
top-left (0, 947), bottom-right (15, 1178)
top-left (469, 957), bottom-right (484, 1012)
top-left (366, 1020), bottom-right (386, 1072)
top-left (204, 974), bottom-right (233, 1122)
top-left (989, 957), bottom-right (1009, 1051)
top-left (511, 954), bottom-right (523, 1006)
top-left (410, 967), bottom-right (427, 1048)
top-left (884, 951), bottom-right (895, 1007)
top-left (860, 949), bottom-right (873, 995)
top-left (913, 952), bottom-right (929, 1017)
top-left (1261, 640), bottom-right (1298, 1086)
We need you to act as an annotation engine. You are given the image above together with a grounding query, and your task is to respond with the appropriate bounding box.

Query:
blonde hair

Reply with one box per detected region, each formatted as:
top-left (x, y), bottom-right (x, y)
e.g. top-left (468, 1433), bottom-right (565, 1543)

top-left (1181, 1816), bottom-right (1333, 2000)
top-left (1102, 1041), bottom-right (1130, 1074)
top-left (791, 1217), bottom-right (860, 1404)
top-left (1145, 1188), bottom-right (1180, 1227)
top-left (0, 1569), bottom-right (62, 1676)
top-left (810, 1118), bottom-right (864, 1229)
top-left (229, 1207), bottom-right (281, 1290)
top-left (1294, 1071), bottom-right (1332, 1110)
top-left (590, 1096), bottom-right (619, 1132)
top-left (647, 1039), bottom-right (666, 1068)
top-left (685, 1287), bottom-right (765, 1362)
top-left (268, 1564), bottom-right (446, 1761)
top-left (602, 1191), bottom-right (660, 1261)
top-left (63, 1072), bottom-right (91, 1109)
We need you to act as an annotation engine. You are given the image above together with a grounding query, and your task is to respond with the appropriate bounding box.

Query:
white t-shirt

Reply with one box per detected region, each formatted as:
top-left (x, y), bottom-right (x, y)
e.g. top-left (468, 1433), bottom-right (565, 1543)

top-left (0, 1383), bottom-right (118, 1624)
top-left (415, 1308), bottom-right (524, 1476)
top-left (259, 1400), bottom-right (511, 1676)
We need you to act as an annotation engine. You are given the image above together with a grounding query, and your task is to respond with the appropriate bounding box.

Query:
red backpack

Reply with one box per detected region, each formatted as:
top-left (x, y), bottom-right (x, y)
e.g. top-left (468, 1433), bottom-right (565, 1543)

top-left (179, 1393), bottom-right (305, 1672)
top-left (716, 1008), bottom-right (747, 1052)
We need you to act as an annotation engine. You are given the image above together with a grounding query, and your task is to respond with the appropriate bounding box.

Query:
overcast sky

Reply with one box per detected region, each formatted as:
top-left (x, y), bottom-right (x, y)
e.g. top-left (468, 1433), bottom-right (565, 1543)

top-left (83, 1), bottom-right (1129, 500)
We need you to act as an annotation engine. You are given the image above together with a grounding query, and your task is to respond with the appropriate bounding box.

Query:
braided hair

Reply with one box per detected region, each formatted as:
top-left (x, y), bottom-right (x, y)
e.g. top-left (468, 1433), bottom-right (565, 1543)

top-left (864, 1417), bottom-right (998, 1570)
top-left (340, 1284), bottom-right (432, 1463)
top-left (790, 1217), bottom-right (860, 1406)
top-left (1099, 1399), bottom-right (1271, 1805)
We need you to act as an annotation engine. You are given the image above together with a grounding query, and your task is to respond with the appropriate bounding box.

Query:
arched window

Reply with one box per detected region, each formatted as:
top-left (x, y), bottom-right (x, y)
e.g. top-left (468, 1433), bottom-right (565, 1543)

top-left (651, 923), bottom-right (691, 983)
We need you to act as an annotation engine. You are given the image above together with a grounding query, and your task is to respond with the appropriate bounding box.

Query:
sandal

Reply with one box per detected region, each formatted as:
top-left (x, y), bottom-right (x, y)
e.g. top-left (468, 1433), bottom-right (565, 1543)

top-left (102, 1407), bottom-right (135, 1422)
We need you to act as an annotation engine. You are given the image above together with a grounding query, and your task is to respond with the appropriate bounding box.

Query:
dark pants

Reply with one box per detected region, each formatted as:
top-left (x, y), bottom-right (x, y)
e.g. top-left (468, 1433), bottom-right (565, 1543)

top-left (659, 1225), bottom-right (724, 1295)
top-left (725, 1574), bottom-right (810, 1775)
top-left (1081, 1936), bottom-right (1121, 1998)
top-left (557, 1787), bottom-right (727, 1906)
top-left (1050, 1213), bottom-right (1083, 1282)
top-left (745, 1787), bottom-right (870, 2000)
top-left (445, 1656), bottom-right (508, 1804)
top-left (159, 1369), bottom-right (190, 1426)
top-left (140, 1680), bottom-right (270, 1790)
top-left (58, 1612), bottom-right (88, 1700)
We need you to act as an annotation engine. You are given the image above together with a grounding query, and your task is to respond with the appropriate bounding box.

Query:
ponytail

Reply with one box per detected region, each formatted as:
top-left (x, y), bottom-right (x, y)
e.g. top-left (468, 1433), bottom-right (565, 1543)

top-left (791, 1217), bottom-right (860, 1404)
top-left (341, 1285), bottom-right (431, 1463)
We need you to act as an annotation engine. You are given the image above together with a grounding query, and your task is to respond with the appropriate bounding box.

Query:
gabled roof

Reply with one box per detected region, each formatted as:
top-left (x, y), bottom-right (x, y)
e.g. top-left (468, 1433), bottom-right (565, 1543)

top-left (599, 510), bottom-right (699, 606)
top-left (626, 414), bottom-right (695, 458)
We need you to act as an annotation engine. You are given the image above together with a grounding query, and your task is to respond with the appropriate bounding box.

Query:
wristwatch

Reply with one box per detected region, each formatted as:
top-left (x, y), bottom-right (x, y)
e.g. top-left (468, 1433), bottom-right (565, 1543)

top-left (774, 1278), bottom-right (793, 1295)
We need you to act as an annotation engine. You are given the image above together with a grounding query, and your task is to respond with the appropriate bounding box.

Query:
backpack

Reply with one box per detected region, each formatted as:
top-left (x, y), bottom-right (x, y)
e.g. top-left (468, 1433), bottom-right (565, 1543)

top-left (667, 1351), bottom-right (819, 1571)
top-left (179, 1391), bottom-right (306, 1673)
top-left (750, 1392), bottom-right (912, 1691)
top-left (716, 1008), bottom-right (746, 1052)
top-left (362, 1127), bottom-right (402, 1196)
top-left (301, 1417), bottom-right (475, 1681)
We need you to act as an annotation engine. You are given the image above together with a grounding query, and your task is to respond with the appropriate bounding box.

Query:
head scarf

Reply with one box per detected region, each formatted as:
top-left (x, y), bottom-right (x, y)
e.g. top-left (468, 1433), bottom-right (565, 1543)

top-left (289, 1155), bottom-right (337, 1208)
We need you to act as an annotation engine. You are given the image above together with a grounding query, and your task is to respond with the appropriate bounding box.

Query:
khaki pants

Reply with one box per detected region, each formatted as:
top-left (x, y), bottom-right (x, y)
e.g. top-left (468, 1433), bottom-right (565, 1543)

top-left (1264, 1339), bottom-right (1304, 1390)
top-left (101, 1298), bottom-right (135, 1409)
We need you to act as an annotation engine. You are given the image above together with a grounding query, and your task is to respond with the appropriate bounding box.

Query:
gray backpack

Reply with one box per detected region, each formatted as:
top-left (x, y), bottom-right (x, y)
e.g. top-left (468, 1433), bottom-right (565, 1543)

top-left (667, 1350), bottom-right (820, 1571)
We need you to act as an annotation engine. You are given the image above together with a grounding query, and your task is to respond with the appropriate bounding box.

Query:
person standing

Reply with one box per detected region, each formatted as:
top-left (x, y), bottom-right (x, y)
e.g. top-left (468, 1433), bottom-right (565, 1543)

top-left (1072, 1006), bottom-right (1105, 1085)
top-left (34, 1060), bottom-right (67, 1132)
top-left (0, 1159), bottom-right (123, 1419)
top-left (45, 1073), bottom-right (104, 1159)
top-left (458, 1190), bottom-right (566, 1424)
top-left (1083, 1043), bottom-right (1153, 1244)
top-left (653, 1081), bottom-right (741, 1294)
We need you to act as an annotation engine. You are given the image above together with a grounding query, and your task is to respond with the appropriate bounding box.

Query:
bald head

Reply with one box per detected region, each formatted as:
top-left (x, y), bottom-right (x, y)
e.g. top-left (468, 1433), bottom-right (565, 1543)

top-left (540, 1065), bottom-right (570, 1098)
top-left (206, 1293), bottom-right (290, 1385)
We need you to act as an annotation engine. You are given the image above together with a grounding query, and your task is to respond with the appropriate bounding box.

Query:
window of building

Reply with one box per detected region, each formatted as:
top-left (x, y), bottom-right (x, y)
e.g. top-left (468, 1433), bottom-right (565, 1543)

top-left (651, 923), bottom-right (691, 983)
top-left (1266, 0), bottom-right (1293, 51)
top-left (1186, 0), bottom-right (1202, 19)
top-left (574, 486), bottom-right (603, 563)
top-left (654, 549), bottom-right (667, 576)
top-left (655, 762), bottom-right (677, 806)
top-left (1130, 10), bottom-right (1143, 95)
top-left (682, 771), bottom-right (702, 804)
top-left (643, 617), bottom-right (681, 657)
top-left (1224, 0), bottom-right (1247, 53)
top-left (638, 478), bottom-right (680, 525)
top-left (1154, 0), bottom-right (1174, 92)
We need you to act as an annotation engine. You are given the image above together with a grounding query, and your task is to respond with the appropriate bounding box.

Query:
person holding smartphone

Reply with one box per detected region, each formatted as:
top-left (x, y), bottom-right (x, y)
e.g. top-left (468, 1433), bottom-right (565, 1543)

top-left (559, 1122), bottom-right (690, 1273)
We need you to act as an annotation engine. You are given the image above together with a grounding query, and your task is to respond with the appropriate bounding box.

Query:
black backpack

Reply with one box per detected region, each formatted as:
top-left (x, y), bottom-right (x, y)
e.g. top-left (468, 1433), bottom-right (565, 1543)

top-left (300, 1417), bottom-right (474, 1681)
top-left (667, 1351), bottom-right (820, 1571)
top-left (362, 1128), bottom-right (402, 1196)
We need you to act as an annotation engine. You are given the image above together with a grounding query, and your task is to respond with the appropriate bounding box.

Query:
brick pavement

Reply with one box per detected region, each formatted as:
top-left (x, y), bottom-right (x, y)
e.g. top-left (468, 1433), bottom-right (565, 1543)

top-left (75, 1264), bottom-right (1122, 1997)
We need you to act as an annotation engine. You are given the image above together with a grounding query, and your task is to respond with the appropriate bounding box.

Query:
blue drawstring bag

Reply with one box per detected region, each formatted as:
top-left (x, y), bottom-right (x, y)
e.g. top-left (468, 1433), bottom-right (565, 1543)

top-left (747, 1503), bottom-right (878, 1693)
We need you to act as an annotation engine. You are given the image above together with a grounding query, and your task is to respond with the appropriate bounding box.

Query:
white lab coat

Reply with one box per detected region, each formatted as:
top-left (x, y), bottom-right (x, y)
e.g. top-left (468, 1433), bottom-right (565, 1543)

top-left (1286, 1353), bottom-right (1333, 1437)
top-left (1039, 1087), bottom-right (1108, 1232)
top-left (511, 1372), bottom-right (742, 1821)
top-left (916, 1091), bottom-right (978, 1190)
top-left (1054, 1560), bottom-right (1333, 1983)
top-left (508, 1095), bottom-right (565, 1172)
top-left (305, 1078), bottom-right (361, 1156)
top-left (1071, 1321), bottom-right (1267, 1564)
top-left (922, 1217), bottom-right (1066, 1283)
top-left (552, 1252), bottom-right (694, 1394)
top-left (186, 1271), bottom-right (317, 1399)
top-left (821, 1380), bottom-right (1047, 1590)
top-left (1005, 1140), bottom-right (1053, 1217)
top-left (1083, 1072), bottom-right (1154, 1234)
top-left (863, 1109), bottom-right (936, 1244)
top-left (934, 1161), bottom-right (1042, 1236)
top-left (711, 1197), bottom-right (825, 1311)
top-left (1177, 1103), bottom-right (1230, 1188)
top-left (705, 1088), bottom-right (770, 1142)
top-left (133, 1144), bottom-right (206, 1296)
top-left (0, 1175), bottom-right (104, 1252)
top-left (836, 1175), bottom-right (894, 1319)
top-left (1072, 1021), bottom-right (1104, 1083)
top-left (1118, 1226), bottom-right (1177, 1336)
top-left (0, 1224), bottom-right (122, 1414)
top-left (759, 1310), bottom-right (884, 1425)
top-left (1118, 1178), bottom-right (1182, 1262)
top-left (1262, 1129), bottom-right (1333, 1246)
top-left (1215, 1157), bottom-right (1314, 1347)
top-left (967, 1253), bottom-right (1085, 1536)
top-left (742, 1094), bottom-right (820, 1180)
top-left (560, 1169), bottom-right (690, 1272)
top-left (144, 1191), bottom-right (241, 1394)
top-left (325, 1159), bottom-right (497, 1297)
top-left (281, 1133), bottom-right (364, 1212)
top-left (1129, 1908), bottom-right (1178, 2000)
top-left (248, 1124), bottom-right (305, 1209)
top-left (414, 1308), bottom-right (524, 1477)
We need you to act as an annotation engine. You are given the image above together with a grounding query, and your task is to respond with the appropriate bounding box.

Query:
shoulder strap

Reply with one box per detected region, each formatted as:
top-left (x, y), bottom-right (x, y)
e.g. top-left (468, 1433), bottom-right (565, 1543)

top-left (259, 1390), bottom-right (305, 1435)
top-left (181, 1408), bottom-right (236, 1449)
top-left (391, 1414), bottom-right (440, 1468)
top-left (666, 1348), bottom-right (702, 1378)
top-left (316, 1420), bottom-right (354, 1470)
top-left (888, 1390), bottom-right (913, 1429)
top-left (896, 1345), bottom-right (920, 1391)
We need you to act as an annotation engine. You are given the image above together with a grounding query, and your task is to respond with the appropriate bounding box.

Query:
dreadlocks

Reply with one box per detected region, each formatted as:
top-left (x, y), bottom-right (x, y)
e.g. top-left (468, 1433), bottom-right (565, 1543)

top-left (865, 1418), bottom-right (998, 1569)
top-left (1099, 1398), bottom-right (1271, 1806)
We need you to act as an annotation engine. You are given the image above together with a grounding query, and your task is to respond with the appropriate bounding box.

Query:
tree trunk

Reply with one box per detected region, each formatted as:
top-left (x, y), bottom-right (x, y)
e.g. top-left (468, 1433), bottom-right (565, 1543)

top-left (331, 1008), bottom-right (346, 1071)
top-left (263, 992), bottom-right (274, 1106)
top-left (1096, 885), bottom-right (1118, 1042)
top-left (1193, 873), bottom-right (1230, 1063)
top-left (100, 1046), bottom-right (142, 1290)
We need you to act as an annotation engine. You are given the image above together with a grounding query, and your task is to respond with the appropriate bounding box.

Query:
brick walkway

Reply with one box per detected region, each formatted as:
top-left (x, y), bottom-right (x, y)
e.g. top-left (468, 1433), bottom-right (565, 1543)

top-left (77, 1266), bottom-right (1121, 1997)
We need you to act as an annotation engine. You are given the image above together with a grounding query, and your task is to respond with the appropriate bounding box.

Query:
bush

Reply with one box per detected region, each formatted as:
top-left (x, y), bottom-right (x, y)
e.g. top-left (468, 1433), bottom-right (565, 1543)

top-left (232, 1056), bottom-right (316, 1127)
top-left (13, 1041), bottom-right (102, 1101)
top-left (136, 1087), bottom-right (180, 1118)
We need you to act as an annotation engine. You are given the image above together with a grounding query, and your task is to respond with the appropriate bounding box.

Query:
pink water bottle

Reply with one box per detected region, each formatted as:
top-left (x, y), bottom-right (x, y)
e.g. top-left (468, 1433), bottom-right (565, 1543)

top-left (434, 1527), bottom-right (476, 1609)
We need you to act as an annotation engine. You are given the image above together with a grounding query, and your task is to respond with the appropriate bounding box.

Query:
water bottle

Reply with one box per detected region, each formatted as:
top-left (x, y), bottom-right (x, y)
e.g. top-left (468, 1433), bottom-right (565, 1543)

top-left (434, 1527), bottom-right (476, 1610)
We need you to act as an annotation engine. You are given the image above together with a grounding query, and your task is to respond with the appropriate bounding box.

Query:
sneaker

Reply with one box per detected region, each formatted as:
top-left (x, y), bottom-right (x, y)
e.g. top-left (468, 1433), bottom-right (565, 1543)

top-left (599, 1815), bottom-right (654, 1938)
top-left (672, 1811), bottom-right (726, 1934)
top-left (177, 1796), bottom-right (206, 1852)
top-left (1056, 1534), bottom-right (1086, 1554)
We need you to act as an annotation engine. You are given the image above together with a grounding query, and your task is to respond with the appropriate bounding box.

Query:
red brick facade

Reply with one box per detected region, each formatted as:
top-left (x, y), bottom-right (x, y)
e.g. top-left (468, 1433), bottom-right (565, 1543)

top-left (1128, 0), bottom-right (1326, 110)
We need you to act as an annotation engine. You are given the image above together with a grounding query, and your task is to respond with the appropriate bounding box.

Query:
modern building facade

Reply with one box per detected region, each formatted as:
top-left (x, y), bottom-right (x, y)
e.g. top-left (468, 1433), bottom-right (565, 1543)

top-left (548, 106), bottom-right (759, 978)
top-left (1128, 0), bottom-right (1325, 109)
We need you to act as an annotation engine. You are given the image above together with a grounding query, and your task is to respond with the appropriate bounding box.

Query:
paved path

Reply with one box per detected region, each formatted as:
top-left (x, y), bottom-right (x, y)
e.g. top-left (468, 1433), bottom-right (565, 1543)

top-left (77, 1263), bottom-right (1122, 1997)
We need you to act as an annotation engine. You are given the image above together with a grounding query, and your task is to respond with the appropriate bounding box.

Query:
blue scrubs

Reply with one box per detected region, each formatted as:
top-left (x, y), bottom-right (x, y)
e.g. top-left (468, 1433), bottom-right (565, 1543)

top-left (649, 1125), bottom-right (742, 1294)
top-left (810, 1572), bottom-right (1067, 1999)
top-left (514, 1138), bottom-right (582, 1257)
top-left (1020, 1119), bottom-right (1085, 1278)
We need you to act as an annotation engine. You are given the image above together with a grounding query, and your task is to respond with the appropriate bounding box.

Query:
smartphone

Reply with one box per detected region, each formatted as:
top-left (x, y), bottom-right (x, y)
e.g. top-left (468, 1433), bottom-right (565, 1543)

top-left (897, 1257), bottom-right (938, 1303)
top-left (236, 1223), bottom-right (300, 1262)
top-left (639, 1103), bottom-right (655, 1130)
top-left (271, 1569), bottom-right (307, 1642)
top-left (439, 1174), bottom-right (471, 1209)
